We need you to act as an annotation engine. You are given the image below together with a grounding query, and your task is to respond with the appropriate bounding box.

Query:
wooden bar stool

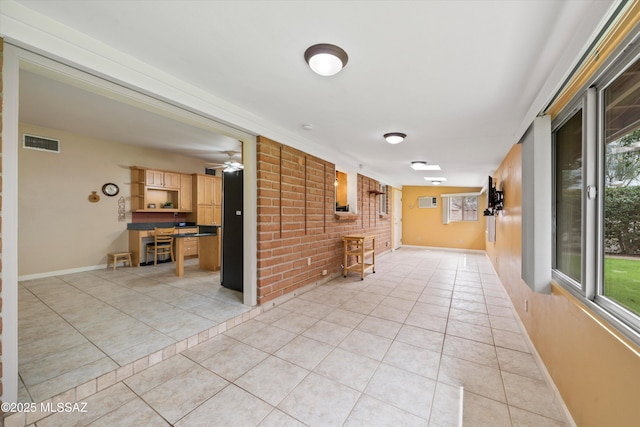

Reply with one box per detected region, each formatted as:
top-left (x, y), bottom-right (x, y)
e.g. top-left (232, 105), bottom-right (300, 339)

top-left (107, 252), bottom-right (132, 270)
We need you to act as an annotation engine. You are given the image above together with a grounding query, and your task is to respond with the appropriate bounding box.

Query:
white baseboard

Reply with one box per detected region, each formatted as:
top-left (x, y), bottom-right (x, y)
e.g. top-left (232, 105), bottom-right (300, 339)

top-left (399, 245), bottom-right (486, 254)
top-left (18, 264), bottom-right (107, 281)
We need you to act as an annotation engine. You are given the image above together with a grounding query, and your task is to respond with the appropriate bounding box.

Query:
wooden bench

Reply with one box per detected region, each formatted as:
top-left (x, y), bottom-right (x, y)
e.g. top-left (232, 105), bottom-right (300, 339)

top-left (107, 252), bottom-right (132, 270)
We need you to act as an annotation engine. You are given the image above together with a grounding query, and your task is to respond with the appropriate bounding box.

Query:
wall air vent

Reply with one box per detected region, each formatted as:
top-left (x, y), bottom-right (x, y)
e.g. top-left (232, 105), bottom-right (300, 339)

top-left (23, 134), bottom-right (60, 153)
top-left (418, 196), bottom-right (438, 208)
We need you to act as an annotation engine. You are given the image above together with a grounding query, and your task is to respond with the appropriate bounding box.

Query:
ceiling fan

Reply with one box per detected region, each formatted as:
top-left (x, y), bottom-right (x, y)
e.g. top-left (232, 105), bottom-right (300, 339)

top-left (207, 151), bottom-right (244, 172)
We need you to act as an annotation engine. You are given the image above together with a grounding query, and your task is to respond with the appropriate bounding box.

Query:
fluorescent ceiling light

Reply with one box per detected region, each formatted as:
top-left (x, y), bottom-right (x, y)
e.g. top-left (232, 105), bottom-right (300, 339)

top-left (424, 177), bottom-right (447, 181)
top-left (411, 161), bottom-right (441, 171)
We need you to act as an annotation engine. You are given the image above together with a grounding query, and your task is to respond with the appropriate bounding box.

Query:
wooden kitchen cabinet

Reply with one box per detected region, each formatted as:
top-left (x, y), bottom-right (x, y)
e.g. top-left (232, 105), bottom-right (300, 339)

top-left (163, 172), bottom-right (180, 189)
top-left (146, 169), bottom-right (179, 189)
top-left (180, 227), bottom-right (199, 258)
top-left (186, 174), bottom-right (222, 267)
top-left (145, 169), bottom-right (163, 187)
top-left (179, 173), bottom-right (192, 212)
top-left (187, 174), bottom-right (221, 225)
top-left (131, 166), bottom-right (184, 212)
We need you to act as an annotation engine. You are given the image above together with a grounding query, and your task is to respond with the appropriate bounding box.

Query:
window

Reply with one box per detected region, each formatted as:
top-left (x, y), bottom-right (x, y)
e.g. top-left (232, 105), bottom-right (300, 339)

top-left (552, 37), bottom-right (640, 342)
top-left (449, 195), bottom-right (478, 222)
top-left (601, 56), bottom-right (640, 319)
top-left (335, 170), bottom-right (348, 211)
top-left (553, 109), bottom-right (583, 284)
top-left (379, 184), bottom-right (388, 214)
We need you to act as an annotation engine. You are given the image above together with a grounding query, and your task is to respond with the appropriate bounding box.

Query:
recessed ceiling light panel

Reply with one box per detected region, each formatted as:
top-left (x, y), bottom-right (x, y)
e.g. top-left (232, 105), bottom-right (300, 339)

top-left (424, 177), bottom-right (447, 181)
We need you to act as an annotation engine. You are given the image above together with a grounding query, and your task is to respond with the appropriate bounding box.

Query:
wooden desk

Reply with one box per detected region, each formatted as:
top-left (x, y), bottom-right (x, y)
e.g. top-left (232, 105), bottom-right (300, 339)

top-left (128, 227), bottom-right (198, 267)
top-left (173, 233), bottom-right (219, 276)
top-left (343, 234), bottom-right (375, 280)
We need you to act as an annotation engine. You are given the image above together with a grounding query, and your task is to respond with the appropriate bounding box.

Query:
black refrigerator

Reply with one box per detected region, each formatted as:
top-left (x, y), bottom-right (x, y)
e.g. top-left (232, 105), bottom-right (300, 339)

top-left (221, 169), bottom-right (243, 291)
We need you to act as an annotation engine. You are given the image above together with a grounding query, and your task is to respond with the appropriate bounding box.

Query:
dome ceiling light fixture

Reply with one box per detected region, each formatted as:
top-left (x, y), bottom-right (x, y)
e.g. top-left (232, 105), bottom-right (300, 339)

top-left (410, 161), bottom-right (441, 171)
top-left (424, 177), bottom-right (447, 185)
top-left (383, 132), bottom-right (406, 144)
top-left (304, 43), bottom-right (349, 76)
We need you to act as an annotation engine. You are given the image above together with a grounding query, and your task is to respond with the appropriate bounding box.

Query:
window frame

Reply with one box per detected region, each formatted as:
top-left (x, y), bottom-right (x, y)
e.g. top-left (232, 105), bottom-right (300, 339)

top-left (442, 193), bottom-right (479, 223)
top-left (551, 31), bottom-right (640, 346)
top-left (551, 99), bottom-right (587, 294)
top-left (594, 45), bottom-right (640, 332)
top-left (379, 184), bottom-right (388, 215)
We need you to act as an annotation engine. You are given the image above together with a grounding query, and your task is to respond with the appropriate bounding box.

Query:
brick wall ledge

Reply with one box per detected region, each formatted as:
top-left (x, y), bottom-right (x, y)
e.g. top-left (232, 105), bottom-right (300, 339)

top-left (334, 212), bottom-right (359, 221)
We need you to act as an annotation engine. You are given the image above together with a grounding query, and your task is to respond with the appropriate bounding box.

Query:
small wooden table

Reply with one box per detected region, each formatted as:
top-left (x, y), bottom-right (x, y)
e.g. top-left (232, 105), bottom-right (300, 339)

top-left (173, 233), bottom-right (220, 276)
top-left (343, 234), bottom-right (375, 280)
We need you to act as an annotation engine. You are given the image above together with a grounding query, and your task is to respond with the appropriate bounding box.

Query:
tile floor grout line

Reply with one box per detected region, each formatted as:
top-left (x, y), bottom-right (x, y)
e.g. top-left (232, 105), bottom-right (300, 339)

top-left (12, 249), bottom-right (573, 427)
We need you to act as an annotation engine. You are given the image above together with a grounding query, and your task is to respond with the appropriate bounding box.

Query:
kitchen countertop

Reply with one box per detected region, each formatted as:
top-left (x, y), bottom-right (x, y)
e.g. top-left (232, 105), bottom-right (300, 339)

top-left (127, 222), bottom-right (197, 230)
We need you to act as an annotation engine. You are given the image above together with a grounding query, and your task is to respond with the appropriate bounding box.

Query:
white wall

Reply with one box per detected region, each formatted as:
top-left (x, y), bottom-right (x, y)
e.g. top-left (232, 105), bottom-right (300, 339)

top-left (18, 122), bottom-right (210, 277)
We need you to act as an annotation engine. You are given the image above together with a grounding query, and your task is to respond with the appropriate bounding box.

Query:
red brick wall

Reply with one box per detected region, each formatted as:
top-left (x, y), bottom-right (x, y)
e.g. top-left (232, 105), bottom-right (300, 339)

top-left (256, 136), bottom-right (392, 304)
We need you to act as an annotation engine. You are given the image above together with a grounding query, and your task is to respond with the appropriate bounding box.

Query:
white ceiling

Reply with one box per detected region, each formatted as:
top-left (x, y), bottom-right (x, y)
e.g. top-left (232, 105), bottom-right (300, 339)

top-left (8, 0), bottom-right (618, 187)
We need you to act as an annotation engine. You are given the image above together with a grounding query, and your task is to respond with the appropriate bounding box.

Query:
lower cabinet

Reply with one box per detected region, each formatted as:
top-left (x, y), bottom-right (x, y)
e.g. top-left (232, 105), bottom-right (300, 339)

top-left (181, 228), bottom-right (199, 258)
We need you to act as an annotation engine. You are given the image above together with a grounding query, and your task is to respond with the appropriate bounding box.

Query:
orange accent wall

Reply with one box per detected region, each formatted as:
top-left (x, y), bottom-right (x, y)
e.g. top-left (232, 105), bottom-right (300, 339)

top-left (401, 186), bottom-right (486, 250)
top-left (486, 144), bottom-right (640, 427)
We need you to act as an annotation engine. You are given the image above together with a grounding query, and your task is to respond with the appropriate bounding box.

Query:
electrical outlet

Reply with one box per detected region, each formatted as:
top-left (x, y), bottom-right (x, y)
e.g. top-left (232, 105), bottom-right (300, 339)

top-left (307, 257), bottom-right (311, 266)
top-left (322, 269), bottom-right (327, 276)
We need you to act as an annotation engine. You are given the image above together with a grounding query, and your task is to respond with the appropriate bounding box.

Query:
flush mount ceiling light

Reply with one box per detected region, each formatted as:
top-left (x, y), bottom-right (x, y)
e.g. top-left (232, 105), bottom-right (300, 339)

top-left (424, 177), bottom-right (447, 184)
top-left (410, 161), bottom-right (441, 171)
top-left (384, 132), bottom-right (406, 144)
top-left (304, 43), bottom-right (349, 76)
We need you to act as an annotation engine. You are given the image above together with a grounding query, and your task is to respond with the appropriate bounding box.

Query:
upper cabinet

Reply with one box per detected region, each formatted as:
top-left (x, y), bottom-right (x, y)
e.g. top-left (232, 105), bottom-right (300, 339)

top-left (179, 174), bottom-right (192, 212)
top-left (130, 166), bottom-right (192, 212)
top-left (145, 169), bottom-right (180, 189)
top-left (187, 174), bottom-right (222, 225)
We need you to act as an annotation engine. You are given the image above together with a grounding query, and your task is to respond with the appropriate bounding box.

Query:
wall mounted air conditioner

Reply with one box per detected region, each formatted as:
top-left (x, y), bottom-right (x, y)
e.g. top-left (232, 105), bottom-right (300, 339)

top-left (418, 196), bottom-right (438, 208)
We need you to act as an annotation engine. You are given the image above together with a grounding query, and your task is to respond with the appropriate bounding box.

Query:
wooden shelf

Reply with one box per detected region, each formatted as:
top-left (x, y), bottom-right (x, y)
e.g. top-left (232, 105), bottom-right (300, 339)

top-left (335, 212), bottom-right (359, 221)
top-left (368, 190), bottom-right (385, 195)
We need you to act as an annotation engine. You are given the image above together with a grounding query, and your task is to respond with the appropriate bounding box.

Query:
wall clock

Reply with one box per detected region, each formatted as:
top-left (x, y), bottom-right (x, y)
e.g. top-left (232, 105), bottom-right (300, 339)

top-left (102, 183), bottom-right (120, 196)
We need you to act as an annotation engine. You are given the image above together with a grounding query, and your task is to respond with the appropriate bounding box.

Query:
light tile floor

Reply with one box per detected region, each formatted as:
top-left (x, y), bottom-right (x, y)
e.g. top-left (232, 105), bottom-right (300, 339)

top-left (16, 248), bottom-right (571, 426)
top-left (18, 259), bottom-right (248, 403)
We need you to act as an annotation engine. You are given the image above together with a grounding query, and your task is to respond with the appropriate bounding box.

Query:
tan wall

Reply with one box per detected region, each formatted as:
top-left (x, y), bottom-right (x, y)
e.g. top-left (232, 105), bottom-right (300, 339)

top-left (402, 185), bottom-right (486, 250)
top-left (18, 123), bottom-right (210, 276)
top-left (256, 136), bottom-right (392, 304)
top-left (486, 144), bottom-right (640, 426)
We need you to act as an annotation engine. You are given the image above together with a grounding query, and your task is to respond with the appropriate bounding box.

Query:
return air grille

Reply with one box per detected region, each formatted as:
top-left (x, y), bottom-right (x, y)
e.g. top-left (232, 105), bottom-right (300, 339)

top-left (23, 134), bottom-right (60, 153)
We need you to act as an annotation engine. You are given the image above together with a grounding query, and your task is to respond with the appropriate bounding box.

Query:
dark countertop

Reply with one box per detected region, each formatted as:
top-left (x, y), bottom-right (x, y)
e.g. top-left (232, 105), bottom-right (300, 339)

top-left (127, 222), bottom-right (221, 234)
top-left (127, 222), bottom-right (197, 230)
